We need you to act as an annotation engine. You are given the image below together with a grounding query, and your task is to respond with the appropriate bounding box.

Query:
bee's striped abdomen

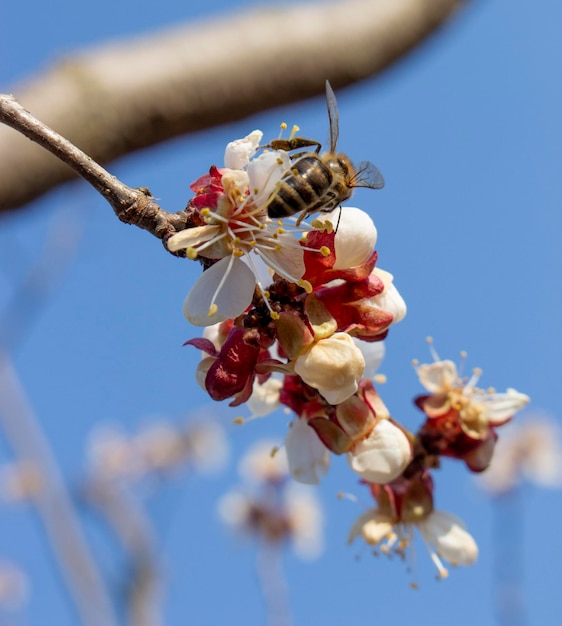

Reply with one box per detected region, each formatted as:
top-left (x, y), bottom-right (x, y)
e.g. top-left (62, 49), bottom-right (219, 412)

top-left (267, 156), bottom-right (333, 218)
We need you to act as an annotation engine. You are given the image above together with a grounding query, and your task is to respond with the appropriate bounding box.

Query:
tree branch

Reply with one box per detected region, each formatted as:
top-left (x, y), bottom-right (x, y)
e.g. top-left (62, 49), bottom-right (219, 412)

top-left (0, 95), bottom-right (187, 241)
top-left (0, 0), bottom-right (466, 214)
top-left (0, 354), bottom-right (119, 626)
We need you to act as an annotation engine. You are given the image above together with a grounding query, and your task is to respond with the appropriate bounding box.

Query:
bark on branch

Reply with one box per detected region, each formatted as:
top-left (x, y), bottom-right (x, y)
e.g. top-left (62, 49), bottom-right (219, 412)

top-left (0, 0), bottom-right (466, 214)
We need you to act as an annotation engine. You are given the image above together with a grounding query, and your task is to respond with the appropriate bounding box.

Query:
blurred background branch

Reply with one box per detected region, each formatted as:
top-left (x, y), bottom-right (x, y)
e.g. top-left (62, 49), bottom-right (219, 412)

top-left (0, 0), bottom-right (466, 214)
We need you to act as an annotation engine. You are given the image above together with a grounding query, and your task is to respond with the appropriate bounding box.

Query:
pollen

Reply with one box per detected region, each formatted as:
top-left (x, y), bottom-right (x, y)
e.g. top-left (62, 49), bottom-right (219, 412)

top-left (208, 304), bottom-right (218, 317)
top-left (289, 124), bottom-right (300, 139)
top-left (270, 311), bottom-right (279, 321)
top-left (298, 279), bottom-right (313, 294)
top-left (186, 247), bottom-right (198, 260)
top-left (201, 208), bottom-right (211, 217)
top-left (319, 246), bottom-right (331, 257)
top-left (232, 417), bottom-right (245, 425)
top-left (374, 374), bottom-right (387, 384)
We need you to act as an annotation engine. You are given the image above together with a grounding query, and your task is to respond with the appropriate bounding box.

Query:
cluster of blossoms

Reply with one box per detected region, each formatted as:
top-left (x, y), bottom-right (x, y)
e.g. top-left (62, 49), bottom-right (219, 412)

top-left (218, 440), bottom-right (323, 560)
top-left (167, 127), bottom-right (530, 578)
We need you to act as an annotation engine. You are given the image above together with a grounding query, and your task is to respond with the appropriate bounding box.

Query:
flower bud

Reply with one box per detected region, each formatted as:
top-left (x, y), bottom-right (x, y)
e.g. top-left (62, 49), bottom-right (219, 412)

top-left (347, 419), bottom-right (412, 483)
top-left (294, 333), bottom-right (365, 405)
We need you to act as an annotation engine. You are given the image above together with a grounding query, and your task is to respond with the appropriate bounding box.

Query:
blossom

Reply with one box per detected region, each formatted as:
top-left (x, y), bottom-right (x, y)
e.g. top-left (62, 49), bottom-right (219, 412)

top-left (168, 132), bottom-right (306, 326)
top-left (312, 207), bottom-right (378, 269)
top-left (415, 356), bottom-right (529, 471)
top-left (347, 418), bottom-right (412, 483)
top-left (294, 332), bottom-right (365, 404)
top-left (349, 473), bottom-right (478, 579)
top-left (218, 441), bottom-right (324, 559)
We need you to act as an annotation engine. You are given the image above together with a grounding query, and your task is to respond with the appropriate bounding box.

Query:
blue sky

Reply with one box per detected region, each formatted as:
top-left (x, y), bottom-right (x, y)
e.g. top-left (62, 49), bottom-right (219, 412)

top-left (1, 1), bottom-right (562, 624)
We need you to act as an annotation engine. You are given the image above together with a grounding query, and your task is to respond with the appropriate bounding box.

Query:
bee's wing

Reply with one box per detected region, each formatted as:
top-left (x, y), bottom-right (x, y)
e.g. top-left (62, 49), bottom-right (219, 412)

top-left (325, 80), bottom-right (339, 153)
top-left (352, 161), bottom-right (385, 189)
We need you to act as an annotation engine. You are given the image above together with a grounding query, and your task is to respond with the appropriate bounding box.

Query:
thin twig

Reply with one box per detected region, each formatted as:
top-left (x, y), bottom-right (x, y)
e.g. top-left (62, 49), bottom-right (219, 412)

top-left (0, 353), bottom-right (119, 626)
top-left (83, 480), bottom-right (161, 626)
top-left (0, 95), bottom-right (187, 242)
top-left (0, 0), bottom-right (467, 212)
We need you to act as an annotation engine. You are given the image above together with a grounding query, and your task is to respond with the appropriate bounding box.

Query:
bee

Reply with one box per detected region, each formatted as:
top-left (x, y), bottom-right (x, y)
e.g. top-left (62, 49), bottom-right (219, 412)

top-left (263, 80), bottom-right (385, 225)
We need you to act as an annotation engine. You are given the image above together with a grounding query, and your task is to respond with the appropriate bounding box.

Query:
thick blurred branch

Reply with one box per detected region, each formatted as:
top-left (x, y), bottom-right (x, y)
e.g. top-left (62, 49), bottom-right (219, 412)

top-left (0, 0), bottom-right (466, 213)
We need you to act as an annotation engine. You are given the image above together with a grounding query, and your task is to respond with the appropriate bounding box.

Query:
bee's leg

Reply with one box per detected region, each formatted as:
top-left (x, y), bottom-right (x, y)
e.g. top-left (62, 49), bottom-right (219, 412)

top-left (261, 138), bottom-right (322, 153)
top-left (295, 209), bottom-right (310, 227)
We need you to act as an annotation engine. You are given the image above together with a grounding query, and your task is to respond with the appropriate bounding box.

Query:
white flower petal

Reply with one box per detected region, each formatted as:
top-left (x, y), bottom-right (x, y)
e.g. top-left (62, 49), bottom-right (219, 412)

top-left (284, 484), bottom-right (324, 560)
top-left (370, 268), bottom-right (407, 323)
top-left (484, 388), bottom-right (530, 425)
top-left (418, 510), bottom-right (478, 566)
top-left (247, 150), bottom-right (292, 206)
top-left (347, 419), bottom-right (412, 483)
top-left (316, 207), bottom-right (377, 269)
top-left (224, 130), bottom-right (263, 170)
top-left (416, 360), bottom-right (458, 393)
top-left (183, 256), bottom-right (256, 326)
top-left (285, 417), bottom-right (331, 485)
top-left (257, 233), bottom-right (305, 282)
top-left (217, 490), bottom-right (251, 529)
top-left (353, 338), bottom-right (385, 379)
top-left (167, 224), bottom-right (221, 252)
top-left (247, 376), bottom-right (283, 418)
top-left (239, 440), bottom-right (287, 483)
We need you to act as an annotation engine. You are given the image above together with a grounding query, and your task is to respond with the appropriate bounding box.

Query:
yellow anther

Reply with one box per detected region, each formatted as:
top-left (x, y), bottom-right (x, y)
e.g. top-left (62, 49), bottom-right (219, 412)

top-left (374, 374), bottom-right (387, 384)
top-left (250, 240), bottom-right (256, 247)
top-left (292, 168), bottom-right (299, 175)
top-left (473, 367), bottom-right (483, 376)
top-left (426, 336), bottom-right (434, 344)
top-left (208, 304), bottom-right (218, 317)
top-left (232, 417), bottom-right (245, 425)
top-left (411, 358), bottom-right (419, 366)
top-left (232, 236), bottom-right (240, 244)
top-left (460, 350), bottom-right (468, 358)
top-left (290, 124), bottom-right (300, 138)
top-left (274, 244), bottom-right (281, 252)
top-left (410, 582), bottom-right (419, 590)
top-left (278, 227), bottom-right (285, 234)
top-left (233, 249), bottom-right (244, 257)
top-left (276, 157), bottom-right (284, 165)
top-left (270, 311), bottom-right (280, 320)
top-left (186, 247), bottom-right (198, 260)
top-left (319, 246), bottom-right (331, 257)
top-left (200, 208), bottom-right (211, 217)
top-left (280, 122), bottom-right (287, 130)
top-left (263, 290), bottom-right (270, 298)
top-left (298, 279), bottom-right (313, 294)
